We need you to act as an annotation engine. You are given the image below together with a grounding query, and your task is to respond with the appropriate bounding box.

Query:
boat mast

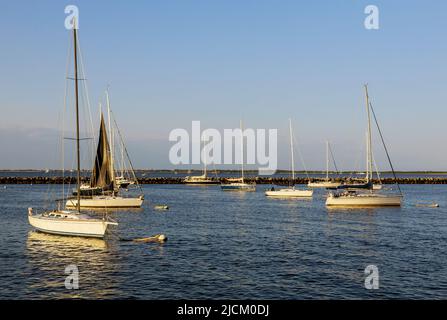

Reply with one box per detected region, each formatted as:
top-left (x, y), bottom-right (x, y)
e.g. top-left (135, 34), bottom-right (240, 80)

top-left (365, 131), bottom-right (369, 181)
top-left (364, 84), bottom-right (373, 183)
top-left (203, 139), bottom-right (207, 177)
top-left (106, 90), bottom-right (116, 188)
top-left (73, 20), bottom-right (81, 212)
top-left (240, 120), bottom-right (244, 183)
top-left (289, 119), bottom-right (295, 185)
top-left (326, 140), bottom-right (329, 181)
top-left (121, 140), bottom-right (125, 177)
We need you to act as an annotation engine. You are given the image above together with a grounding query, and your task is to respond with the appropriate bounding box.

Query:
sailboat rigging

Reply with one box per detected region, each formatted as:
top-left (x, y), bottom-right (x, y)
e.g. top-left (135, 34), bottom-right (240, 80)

top-left (184, 137), bottom-right (219, 185)
top-left (308, 141), bottom-right (342, 188)
top-left (326, 85), bottom-right (403, 207)
top-left (221, 120), bottom-right (256, 191)
top-left (66, 90), bottom-right (144, 209)
top-left (265, 119), bottom-right (313, 197)
top-left (28, 20), bottom-right (117, 238)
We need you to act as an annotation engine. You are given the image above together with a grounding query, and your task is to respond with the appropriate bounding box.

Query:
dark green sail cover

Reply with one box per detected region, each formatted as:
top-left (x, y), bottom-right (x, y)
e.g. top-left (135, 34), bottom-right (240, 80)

top-left (91, 113), bottom-right (114, 190)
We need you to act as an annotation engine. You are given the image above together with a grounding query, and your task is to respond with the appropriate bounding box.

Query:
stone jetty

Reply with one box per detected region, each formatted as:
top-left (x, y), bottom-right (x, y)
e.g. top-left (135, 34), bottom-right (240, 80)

top-left (1, 176), bottom-right (447, 185)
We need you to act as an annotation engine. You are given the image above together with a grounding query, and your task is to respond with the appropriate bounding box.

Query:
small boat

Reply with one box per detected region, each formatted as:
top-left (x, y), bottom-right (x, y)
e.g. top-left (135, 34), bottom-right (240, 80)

top-left (28, 21), bottom-right (117, 238)
top-left (221, 120), bottom-right (256, 191)
top-left (120, 234), bottom-right (167, 243)
top-left (415, 203), bottom-right (439, 208)
top-left (308, 141), bottom-right (341, 188)
top-left (265, 119), bottom-right (312, 198)
top-left (73, 183), bottom-right (104, 196)
top-left (115, 175), bottom-right (134, 189)
top-left (115, 138), bottom-right (136, 189)
top-left (325, 85), bottom-right (403, 207)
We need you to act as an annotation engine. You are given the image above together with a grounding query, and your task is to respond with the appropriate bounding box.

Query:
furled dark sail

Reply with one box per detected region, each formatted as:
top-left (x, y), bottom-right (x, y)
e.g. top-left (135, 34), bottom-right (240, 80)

top-left (332, 181), bottom-right (373, 190)
top-left (91, 114), bottom-right (114, 190)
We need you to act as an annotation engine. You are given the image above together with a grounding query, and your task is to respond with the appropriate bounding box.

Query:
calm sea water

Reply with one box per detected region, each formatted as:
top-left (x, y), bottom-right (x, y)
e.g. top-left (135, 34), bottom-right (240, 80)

top-left (0, 184), bottom-right (446, 299)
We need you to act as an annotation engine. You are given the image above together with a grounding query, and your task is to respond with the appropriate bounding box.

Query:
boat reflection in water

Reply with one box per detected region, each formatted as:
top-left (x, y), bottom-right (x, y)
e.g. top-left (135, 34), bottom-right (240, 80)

top-left (25, 231), bottom-right (121, 299)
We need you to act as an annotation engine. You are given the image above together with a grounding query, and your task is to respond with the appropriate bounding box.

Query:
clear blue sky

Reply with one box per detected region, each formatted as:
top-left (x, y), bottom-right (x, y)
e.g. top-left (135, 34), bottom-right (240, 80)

top-left (1, 0), bottom-right (446, 170)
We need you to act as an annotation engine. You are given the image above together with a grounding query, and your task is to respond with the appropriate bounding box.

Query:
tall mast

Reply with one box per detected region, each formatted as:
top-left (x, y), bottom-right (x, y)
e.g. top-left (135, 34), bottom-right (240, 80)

top-left (203, 139), bottom-right (207, 177)
top-left (289, 119), bottom-right (295, 183)
top-left (365, 131), bottom-right (369, 181)
top-left (121, 140), bottom-right (125, 177)
top-left (106, 90), bottom-right (115, 186)
top-left (73, 21), bottom-right (81, 212)
top-left (326, 140), bottom-right (329, 181)
top-left (240, 120), bottom-right (244, 183)
top-left (364, 84), bottom-right (373, 182)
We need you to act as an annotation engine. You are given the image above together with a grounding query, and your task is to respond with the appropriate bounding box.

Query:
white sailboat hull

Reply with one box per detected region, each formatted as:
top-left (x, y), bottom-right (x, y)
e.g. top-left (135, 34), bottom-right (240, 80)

top-left (184, 173), bottom-right (219, 185)
top-left (184, 181), bottom-right (219, 185)
top-left (308, 181), bottom-right (341, 188)
top-left (265, 188), bottom-right (313, 197)
top-left (326, 193), bottom-right (402, 207)
top-left (66, 196), bottom-right (144, 208)
top-left (221, 183), bottom-right (256, 191)
top-left (28, 214), bottom-right (110, 238)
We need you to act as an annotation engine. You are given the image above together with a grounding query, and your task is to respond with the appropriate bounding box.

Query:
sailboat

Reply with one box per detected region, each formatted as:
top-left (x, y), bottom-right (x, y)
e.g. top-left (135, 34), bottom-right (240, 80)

top-left (308, 141), bottom-right (341, 188)
top-left (221, 121), bottom-right (256, 191)
top-left (184, 140), bottom-right (219, 185)
top-left (66, 104), bottom-right (144, 209)
top-left (265, 119), bottom-right (313, 197)
top-left (326, 85), bottom-right (402, 207)
top-left (104, 91), bottom-right (139, 190)
top-left (28, 21), bottom-right (117, 238)
top-left (184, 171), bottom-right (218, 185)
top-left (115, 139), bottom-right (134, 188)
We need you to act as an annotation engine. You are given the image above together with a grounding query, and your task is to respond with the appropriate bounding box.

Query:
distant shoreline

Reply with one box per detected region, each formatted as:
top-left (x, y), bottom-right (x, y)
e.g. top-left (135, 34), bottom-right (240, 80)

top-left (2, 169), bottom-right (447, 175)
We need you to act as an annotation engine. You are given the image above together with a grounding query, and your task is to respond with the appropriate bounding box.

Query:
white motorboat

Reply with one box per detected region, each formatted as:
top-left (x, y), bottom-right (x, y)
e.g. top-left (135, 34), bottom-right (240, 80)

top-left (265, 119), bottom-right (313, 198)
